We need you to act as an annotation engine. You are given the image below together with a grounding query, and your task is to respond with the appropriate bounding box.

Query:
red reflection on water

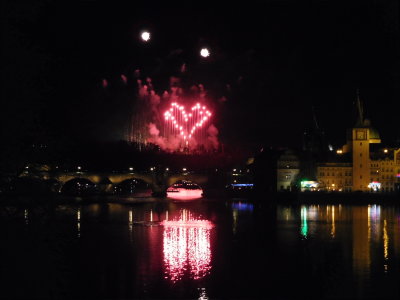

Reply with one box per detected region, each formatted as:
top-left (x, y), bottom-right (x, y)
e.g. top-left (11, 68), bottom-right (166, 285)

top-left (166, 189), bottom-right (203, 201)
top-left (162, 210), bottom-right (213, 282)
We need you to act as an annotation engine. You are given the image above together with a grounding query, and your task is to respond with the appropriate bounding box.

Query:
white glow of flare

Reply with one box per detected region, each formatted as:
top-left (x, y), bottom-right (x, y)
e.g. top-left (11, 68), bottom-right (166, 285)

top-left (141, 31), bottom-right (150, 42)
top-left (200, 48), bottom-right (210, 58)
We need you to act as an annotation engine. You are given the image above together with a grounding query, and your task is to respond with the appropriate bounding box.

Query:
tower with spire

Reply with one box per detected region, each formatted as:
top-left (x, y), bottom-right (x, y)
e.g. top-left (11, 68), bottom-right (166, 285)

top-left (311, 91), bottom-right (399, 194)
top-left (342, 90), bottom-right (381, 191)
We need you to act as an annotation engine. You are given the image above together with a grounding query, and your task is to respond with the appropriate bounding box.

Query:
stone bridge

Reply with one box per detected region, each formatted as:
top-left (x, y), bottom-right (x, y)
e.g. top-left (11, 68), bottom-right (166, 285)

top-left (20, 169), bottom-right (218, 196)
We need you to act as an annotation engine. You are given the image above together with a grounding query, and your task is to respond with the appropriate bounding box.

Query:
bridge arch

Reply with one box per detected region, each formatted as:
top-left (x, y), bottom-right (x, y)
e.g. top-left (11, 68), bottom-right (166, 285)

top-left (166, 174), bottom-right (209, 188)
top-left (60, 177), bottom-right (97, 195)
top-left (9, 177), bottom-right (52, 194)
top-left (107, 174), bottom-right (153, 186)
top-left (113, 178), bottom-right (151, 195)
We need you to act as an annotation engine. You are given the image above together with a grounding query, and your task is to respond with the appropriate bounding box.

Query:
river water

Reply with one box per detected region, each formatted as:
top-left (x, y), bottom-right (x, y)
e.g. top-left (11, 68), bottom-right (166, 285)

top-left (1, 198), bottom-right (400, 299)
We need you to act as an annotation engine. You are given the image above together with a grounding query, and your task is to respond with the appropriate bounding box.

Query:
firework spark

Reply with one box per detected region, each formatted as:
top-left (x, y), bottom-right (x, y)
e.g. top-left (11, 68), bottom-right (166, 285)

top-left (163, 102), bottom-right (212, 146)
top-left (128, 74), bottom-right (219, 152)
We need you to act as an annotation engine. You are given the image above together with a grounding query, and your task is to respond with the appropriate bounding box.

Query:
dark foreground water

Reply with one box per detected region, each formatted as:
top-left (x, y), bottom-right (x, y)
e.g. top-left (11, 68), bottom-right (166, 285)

top-left (1, 198), bottom-right (400, 299)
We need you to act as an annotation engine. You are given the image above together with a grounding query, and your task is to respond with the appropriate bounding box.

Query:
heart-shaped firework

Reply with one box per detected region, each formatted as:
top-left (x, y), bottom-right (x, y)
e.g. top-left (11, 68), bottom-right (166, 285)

top-left (164, 102), bottom-right (212, 142)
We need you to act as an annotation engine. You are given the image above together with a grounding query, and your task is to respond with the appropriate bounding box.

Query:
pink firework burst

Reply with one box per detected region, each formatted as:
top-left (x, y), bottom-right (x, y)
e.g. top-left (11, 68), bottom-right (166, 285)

top-left (164, 102), bottom-right (212, 145)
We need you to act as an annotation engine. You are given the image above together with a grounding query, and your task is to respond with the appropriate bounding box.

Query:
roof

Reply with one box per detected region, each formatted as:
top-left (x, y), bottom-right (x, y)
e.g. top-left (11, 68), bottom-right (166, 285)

top-left (278, 149), bottom-right (299, 161)
top-left (369, 126), bottom-right (380, 140)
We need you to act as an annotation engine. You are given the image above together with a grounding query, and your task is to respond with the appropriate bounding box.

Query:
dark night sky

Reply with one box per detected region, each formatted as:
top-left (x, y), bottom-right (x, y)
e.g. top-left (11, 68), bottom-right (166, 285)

top-left (3, 0), bottom-right (400, 152)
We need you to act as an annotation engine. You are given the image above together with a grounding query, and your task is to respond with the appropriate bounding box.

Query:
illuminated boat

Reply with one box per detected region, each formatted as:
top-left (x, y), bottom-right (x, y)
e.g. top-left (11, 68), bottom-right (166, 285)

top-left (166, 180), bottom-right (203, 200)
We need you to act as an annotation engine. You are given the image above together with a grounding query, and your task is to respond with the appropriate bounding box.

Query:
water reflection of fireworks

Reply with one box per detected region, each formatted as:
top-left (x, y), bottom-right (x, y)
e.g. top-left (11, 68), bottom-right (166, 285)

top-left (162, 210), bottom-right (213, 282)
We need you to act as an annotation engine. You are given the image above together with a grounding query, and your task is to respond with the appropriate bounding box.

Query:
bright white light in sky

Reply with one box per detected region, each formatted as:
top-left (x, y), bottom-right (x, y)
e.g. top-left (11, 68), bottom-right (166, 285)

top-left (141, 31), bottom-right (150, 42)
top-left (200, 48), bottom-right (210, 58)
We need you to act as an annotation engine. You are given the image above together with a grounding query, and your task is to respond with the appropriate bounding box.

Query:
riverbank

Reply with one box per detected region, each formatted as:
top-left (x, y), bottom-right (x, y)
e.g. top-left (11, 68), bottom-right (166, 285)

top-left (273, 191), bottom-right (400, 204)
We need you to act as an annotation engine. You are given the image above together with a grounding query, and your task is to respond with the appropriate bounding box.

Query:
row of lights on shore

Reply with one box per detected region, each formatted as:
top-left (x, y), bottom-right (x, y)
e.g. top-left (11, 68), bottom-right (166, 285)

top-left (336, 148), bottom-right (389, 154)
top-left (73, 166), bottom-right (188, 172)
top-left (25, 165), bottom-right (248, 174)
top-left (31, 166), bottom-right (246, 172)
top-left (149, 167), bottom-right (186, 172)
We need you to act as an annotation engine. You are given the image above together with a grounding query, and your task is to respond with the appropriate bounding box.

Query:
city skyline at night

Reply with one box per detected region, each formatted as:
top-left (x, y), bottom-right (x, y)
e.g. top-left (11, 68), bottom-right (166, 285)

top-left (2, 2), bottom-right (400, 300)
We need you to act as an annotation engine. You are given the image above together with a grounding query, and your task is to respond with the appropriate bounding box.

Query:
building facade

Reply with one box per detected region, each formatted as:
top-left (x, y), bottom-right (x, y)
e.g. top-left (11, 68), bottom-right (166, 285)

top-left (317, 163), bottom-right (352, 192)
top-left (317, 121), bottom-right (399, 192)
top-left (277, 99), bottom-right (400, 193)
top-left (276, 150), bottom-right (300, 191)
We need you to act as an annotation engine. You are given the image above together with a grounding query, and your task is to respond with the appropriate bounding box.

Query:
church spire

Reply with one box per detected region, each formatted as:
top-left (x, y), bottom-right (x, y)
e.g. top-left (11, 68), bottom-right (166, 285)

top-left (355, 88), bottom-right (364, 127)
top-left (311, 106), bottom-right (320, 130)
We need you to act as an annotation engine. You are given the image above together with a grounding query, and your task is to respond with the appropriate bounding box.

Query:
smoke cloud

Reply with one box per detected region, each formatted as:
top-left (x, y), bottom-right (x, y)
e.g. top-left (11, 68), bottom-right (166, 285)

top-left (121, 74), bottom-right (128, 84)
top-left (207, 124), bottom-right (219, 150)
top-left (129, 73), bottom-right (221, 152)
